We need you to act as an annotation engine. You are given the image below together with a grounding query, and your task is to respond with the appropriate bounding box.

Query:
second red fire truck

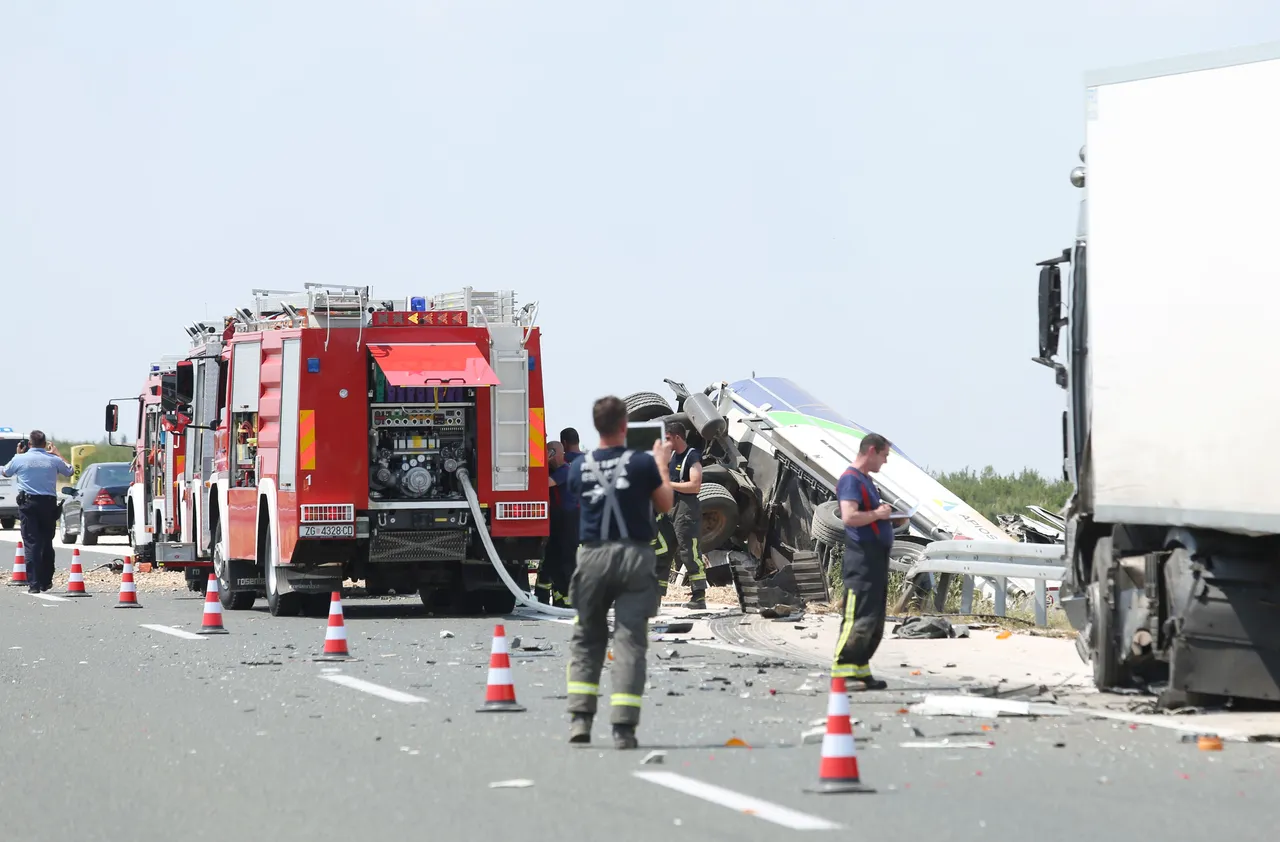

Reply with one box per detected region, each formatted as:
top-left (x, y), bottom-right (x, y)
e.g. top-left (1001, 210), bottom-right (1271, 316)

top-left (107, 285), bottom-right (550, 616)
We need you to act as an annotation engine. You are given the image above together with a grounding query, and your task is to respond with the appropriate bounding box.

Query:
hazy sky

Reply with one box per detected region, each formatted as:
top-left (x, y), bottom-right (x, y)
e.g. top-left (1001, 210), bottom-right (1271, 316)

top-left (3, 2), bottom-right (1275, 475)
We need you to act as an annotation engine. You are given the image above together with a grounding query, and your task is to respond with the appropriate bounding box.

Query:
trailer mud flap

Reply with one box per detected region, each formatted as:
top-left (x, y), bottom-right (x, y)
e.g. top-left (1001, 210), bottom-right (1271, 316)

top-left (1166, 549), bottom-right (1280, 702)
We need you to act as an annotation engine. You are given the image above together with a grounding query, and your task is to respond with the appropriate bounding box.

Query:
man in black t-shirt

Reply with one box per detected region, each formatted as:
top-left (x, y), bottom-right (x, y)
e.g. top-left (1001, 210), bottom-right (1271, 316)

top-left (665, 420), bottom-right (707, 609)
top-left (564, 396), bottom-right (674, 749)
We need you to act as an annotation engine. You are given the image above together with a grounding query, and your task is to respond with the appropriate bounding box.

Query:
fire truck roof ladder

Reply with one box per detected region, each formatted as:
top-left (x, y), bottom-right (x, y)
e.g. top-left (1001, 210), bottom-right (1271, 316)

top-left (237, 284), bottom-right (370, 350)
top-left (428, 287), bottom-right (540, 347)
top-left (429, 287), bottom-right (517, 325)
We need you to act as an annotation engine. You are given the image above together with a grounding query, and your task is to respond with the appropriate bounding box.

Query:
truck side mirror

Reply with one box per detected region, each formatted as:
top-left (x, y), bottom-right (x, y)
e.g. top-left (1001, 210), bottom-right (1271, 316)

top-left (105, 404), bottom-right (118, 433)
top-left (1037, 263), bottom-right (1063, 359)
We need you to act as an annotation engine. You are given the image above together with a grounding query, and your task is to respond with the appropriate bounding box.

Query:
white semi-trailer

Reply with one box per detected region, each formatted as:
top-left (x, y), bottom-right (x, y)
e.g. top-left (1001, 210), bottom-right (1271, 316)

top-left (1035, 42), bottom-right (1280, 705)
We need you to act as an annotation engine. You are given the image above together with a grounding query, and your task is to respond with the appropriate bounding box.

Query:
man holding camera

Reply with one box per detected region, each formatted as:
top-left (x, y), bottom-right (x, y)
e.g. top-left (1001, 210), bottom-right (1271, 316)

top-left (0, 431), bottom-right (73, 592)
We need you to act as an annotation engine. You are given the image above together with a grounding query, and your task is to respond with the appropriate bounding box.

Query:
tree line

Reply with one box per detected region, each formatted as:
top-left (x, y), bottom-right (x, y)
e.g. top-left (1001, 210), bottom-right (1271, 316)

top-left (931, 465), bottom-right (1071, 523)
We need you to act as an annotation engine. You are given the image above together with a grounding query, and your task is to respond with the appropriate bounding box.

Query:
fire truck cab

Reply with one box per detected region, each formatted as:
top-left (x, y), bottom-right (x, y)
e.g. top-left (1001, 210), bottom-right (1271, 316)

top-left (108, 285), bottom-right (550, 616)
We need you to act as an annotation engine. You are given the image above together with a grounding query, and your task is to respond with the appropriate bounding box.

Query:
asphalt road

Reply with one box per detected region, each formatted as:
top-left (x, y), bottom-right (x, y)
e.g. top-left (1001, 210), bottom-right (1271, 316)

top-left (2, 543), bottom-right (1278, 841)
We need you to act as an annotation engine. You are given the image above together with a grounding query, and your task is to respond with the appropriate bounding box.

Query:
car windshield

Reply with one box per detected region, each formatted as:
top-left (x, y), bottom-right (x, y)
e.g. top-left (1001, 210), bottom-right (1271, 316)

top-left (0, 440), bottom-right (21, 463)
top-left (95, 464), bottom-right (132, 487)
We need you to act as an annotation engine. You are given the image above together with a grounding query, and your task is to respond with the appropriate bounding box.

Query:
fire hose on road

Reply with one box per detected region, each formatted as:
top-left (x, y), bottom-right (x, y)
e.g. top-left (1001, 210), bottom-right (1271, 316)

top-left (457, 468), bottom-right (576, 620)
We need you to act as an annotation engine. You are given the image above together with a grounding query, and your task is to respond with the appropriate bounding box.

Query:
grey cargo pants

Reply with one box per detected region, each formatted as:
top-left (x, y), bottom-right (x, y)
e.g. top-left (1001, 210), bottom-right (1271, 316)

top-left (672, 495), bottom-right (705, 594)
top-left (567, 540), bottom-right (660, 726)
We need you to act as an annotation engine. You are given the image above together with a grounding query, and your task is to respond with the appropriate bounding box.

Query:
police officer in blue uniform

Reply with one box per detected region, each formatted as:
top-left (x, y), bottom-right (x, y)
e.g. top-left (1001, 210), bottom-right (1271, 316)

top-left (831, 433), bottom-right (900, 690)
top-left (0, 431), bottom-right (73, 593)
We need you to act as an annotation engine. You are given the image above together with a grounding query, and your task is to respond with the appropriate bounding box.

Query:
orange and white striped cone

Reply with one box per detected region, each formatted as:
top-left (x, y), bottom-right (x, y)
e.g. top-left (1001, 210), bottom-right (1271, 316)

top-left (476, 624), bottom-right (526, 713)
top-left (197, 574), bottom-right (228, 634)
top-left (114, 557), bottom-right (142, 608)
top-left (314, 592), bottom-right (351, 660)
top-left (803, 677), bottom-right (875, 794)
top-left (8, 541), bottom-right (27, 587)
top-left (65, 548), bottom-right (90, 597)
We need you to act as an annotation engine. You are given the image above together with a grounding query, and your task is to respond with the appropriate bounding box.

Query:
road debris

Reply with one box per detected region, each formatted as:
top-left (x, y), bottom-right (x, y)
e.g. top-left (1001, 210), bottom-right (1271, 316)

top-left (909, 694), bottom-right (1070, 718)
top-left (641, 751), bottom-right (666, 765)
top-left (489, 779), bottom-right (535, 789)
top-left (439, 630), bottom-right (455, 639)
top-left (893, 616), bottom-right (957, 639)
top-left (900, 740), bottom-right (994, 749)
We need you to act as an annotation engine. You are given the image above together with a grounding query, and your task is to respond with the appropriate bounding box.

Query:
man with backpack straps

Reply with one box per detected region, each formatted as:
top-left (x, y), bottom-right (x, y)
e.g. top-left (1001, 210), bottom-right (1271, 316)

top-left (564, 396), bottom-right (674, 749)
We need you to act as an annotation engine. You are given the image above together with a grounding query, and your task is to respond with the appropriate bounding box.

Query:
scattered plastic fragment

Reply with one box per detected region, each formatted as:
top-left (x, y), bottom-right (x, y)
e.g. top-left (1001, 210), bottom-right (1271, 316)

top-left (900, 740), bottom-right (994, 749)
top-left (489, 779), bottom-right (535, 789)
top-left (439, 630), bottom-right (454, 639)
top-left (724, 737), bottom-right (751, 748)
top-left (995, 630), bottom-right (1012, 640)
top-left (1198, 735), bottom-right (1224, 751)
top-left (909, 694), bottom-right (1069, 718)
top-left (642, 751), bottom-right (666, 765)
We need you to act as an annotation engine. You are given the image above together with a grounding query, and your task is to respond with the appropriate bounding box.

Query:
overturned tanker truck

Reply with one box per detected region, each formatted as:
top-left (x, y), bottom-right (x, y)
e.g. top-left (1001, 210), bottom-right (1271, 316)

top-left (624, 377), bottom-right (1020, 611)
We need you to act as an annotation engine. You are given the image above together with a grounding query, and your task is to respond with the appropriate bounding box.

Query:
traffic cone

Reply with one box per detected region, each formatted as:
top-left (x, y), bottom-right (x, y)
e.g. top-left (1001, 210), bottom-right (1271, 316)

top-left (65, 548), bottom-right (90, 597)
top-left (476, 624), bottom-right (526, 713)
top-left (8, 541), bottom-right (27, 587)
top-left (114, 556), bottom-right (141, 608)
top-left (803, 677), bottom-right (875, 794)
top-left (197, 574), bottom-right (228, 634)
top-left (314, 592), bottom-right (351, 659)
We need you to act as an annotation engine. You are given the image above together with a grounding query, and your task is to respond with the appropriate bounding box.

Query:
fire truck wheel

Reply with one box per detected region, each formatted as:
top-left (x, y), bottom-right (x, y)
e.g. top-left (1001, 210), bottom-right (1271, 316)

top-left (0, 518), bottom-right (14, 530)
top-left (483, 587), bottom-right (517, 615)
top-left (302, 592), bottom-right (331, 616)
top-left (266, 568), bottom-right (302, 617)
top-left (212, 524), bottom-right (257, 610)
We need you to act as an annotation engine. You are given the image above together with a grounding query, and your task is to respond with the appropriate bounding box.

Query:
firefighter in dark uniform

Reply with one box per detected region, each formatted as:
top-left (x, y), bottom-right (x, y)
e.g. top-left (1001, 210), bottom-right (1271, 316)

top-left (537, 441), bottom-right (577, 606)
top-left (665, 420), bottom-right (707, 609)
top-left (831, 433), bottom-right (904, 690)
top-left (565, 396), bottom-right (673, 749)
top-left (651, 505), bottom-right (678, 602)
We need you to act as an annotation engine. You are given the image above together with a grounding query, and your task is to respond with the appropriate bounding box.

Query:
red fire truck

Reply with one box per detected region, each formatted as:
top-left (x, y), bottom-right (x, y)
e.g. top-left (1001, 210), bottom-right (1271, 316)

top-left (107, 285), bottom-right (550, 616)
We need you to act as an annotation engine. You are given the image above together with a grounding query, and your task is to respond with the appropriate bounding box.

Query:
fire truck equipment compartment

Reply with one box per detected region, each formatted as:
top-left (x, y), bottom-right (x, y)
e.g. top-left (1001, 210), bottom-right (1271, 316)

top-left (368, 343), bottom-right (502, 388)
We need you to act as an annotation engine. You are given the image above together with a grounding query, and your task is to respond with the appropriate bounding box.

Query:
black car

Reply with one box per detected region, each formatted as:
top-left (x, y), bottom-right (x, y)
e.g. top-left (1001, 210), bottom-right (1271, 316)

top-left (59, 462), bottom-right (131, 545)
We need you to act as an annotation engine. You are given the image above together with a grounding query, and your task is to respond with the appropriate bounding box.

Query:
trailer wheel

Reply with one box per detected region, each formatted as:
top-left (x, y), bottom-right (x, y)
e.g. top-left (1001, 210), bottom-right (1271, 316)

top-left (624, 391), bottom-right (673, 422)
top-left (811, 500), bottom-right (846, 548)
top-left (1088, 536), bottom-right (1123, 689)
top-left (697, 482), bottom-right (739, 552)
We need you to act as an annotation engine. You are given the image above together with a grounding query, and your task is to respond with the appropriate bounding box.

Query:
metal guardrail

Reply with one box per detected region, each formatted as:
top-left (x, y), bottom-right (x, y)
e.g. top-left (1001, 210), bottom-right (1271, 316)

top-left (902, 540), bottom-right (1067, 627)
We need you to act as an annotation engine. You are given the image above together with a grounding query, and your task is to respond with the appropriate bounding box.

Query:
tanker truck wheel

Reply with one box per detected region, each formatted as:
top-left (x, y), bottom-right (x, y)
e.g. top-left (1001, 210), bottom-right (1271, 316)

top-left (624, 392), bottom-right (673, 422)
top-left (697, 482), bottom-right (739, 552)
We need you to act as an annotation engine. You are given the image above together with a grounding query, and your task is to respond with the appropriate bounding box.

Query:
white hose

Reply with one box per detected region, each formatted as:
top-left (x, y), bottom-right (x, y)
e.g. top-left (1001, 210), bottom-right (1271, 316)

top-left (457, 468), bottom-right (576, 619)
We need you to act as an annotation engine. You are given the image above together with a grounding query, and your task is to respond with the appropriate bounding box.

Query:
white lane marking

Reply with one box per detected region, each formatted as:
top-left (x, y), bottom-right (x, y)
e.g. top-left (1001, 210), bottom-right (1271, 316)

top-left (320, 674), bottom-right (428, 704)
top-left (139, 624), bottom-right (207, 641)
top-left (28, 593), bottom-right (70, 603)
top-left (634, 771), bottom-right (842, 830)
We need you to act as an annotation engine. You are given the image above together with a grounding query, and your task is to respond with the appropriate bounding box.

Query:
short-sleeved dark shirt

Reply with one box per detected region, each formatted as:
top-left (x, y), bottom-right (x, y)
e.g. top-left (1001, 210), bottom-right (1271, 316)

top-left (837, 467), bottom-right (893, 547)
top-left (567, 446), bottom-right (663, 542)
top-left (550, 463), bottom-right (577, 511)
top-left (669, 446), bottom-right (701, 500)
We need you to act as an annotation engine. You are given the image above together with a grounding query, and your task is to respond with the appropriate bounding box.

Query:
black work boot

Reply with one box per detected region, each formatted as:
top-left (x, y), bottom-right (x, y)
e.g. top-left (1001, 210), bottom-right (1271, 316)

top-left (568, 713), bottom-right (593, 744)
top-left (849, 676), bottom-right (889, 691)
top-left (612, 724), bottom-right (638, 750)
top-left (683, 591), bottom-right (706, 610)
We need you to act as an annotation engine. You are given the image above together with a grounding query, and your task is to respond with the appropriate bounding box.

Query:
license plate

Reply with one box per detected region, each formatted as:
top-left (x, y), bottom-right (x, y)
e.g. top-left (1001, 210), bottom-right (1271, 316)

top-left (300, 524), bottom-right (354, 538)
